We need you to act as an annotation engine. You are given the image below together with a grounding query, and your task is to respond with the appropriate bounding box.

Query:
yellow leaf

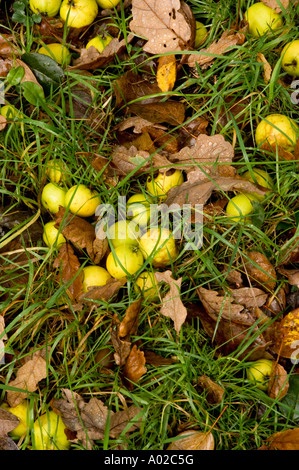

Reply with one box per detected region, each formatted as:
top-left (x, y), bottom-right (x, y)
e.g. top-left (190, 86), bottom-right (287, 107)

top-left (157, 55), bottom-right (177, 93)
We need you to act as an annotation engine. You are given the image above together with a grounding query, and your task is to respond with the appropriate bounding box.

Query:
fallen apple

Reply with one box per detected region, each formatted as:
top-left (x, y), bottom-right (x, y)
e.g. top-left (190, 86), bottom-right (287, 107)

top-left (29, 0), bottom-right (62, 17)
top-left (255, 113), bottom-right (298, 152)
top-left (60, 0), bottom-right (98, 28)
top-left (246, 358), bottom-right (274, 391)
top-left (96, 0), bottom-right (120, 8)
top-left (139, 227), bottom-right (178, 267)
top-left (86, 34), bottom-right (113, 53)
top-left (126, 193), bottom-right (153, 229)
top-left (1, 401), bottom-right (31, 438)
top-left (38, 43), bottom-right (72, 65)
top-left (105, 219), bottom-right (140, 248)
top-left (46, 159), bottom-right (67, 184)
top-left (106, 244), bottom-right (144, 279)
top-left (281, 39), bottom-right (299, 77)
top-left (244, 2), bottom-right (283, 36)
top-left (65, 184), bottom-right (101, 217)
top-left (33, 410), bottom-right (70, 450)
top-left (0, 104), bottom-right (23, 120)
top-left (146, 170), bottom-right (184, 199)
top-left (41, 182), bottom-right (66, 214)
top-left (242, 168), bottom-right (274, 201)
top-left (43, 220), bottom-right (66, 248)
top-left (194, 21), bottom-right (208, 48)
top-left (135, 270), bottom-right (160, 300)
top-left (225, 193), bottom-right (259, 222)
top-left (82, 265), bottom-right (111, 292)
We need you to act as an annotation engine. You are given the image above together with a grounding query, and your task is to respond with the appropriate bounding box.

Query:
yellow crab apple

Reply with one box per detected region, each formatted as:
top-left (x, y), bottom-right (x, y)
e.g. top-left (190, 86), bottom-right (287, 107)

top-left (96, 0), bottom-right (120, 8)
top-left (30, 0), bottom-right (62, 17)
top-left (38, 43), bottom-right (72, 65)
top-left (43, 220), bottom-right (66, 248)
top-left (60, 0), bottom-right (98, 28)
top-left (86, 34), bottom-right (113, 53)
top-left (244, 2), bottom-right (283, 36)
top-left (105, 220), bottom-right (140, 248)
top-left (106, 245), bottom-right (144, 279)
top-left (127, 193), bottom-right (153, 229)
top-left (281, 40), bottom-right (299, 77)
top-left (194, 21), bottom-right (208, 48)
top-left (46, 159), bottom-right (67, 184)
top-left (65, 184), bottom-right (101, 217)
top-left (0, 104), bottom-right (23, 120)
top-left (255, 114), bottom-right (298, 152)
top-left (41, 182), bottom-right (66, 214)
top-left (242, 168), bottom-right (274, 201)
top-left (246, 358), bottom-right (274, 391)
top-left (82, 265), bottom-right (111, 292)
top-left (225, 193), bottom-right (260, 222)
top-left (33, 410), bottom-right (70, 450)
top-left (135, 270), bottom-right (160, 300)
top-left (146, 170), bottom-right (184, 199)
top-left (139, 227), bottom-right (178, 267)
top-left (1, 401), bottom-right (31, 438)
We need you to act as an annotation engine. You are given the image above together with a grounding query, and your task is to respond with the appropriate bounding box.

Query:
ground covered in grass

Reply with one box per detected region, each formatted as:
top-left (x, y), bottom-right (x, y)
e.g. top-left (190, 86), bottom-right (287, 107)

top-left (0, 0), bottom-right (299, 452)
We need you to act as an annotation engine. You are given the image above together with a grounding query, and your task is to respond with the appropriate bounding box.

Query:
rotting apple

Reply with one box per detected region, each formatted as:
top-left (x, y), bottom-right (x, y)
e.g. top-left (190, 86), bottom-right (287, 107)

top-left (86, 34), bottom-right (113, 53)
top-left (146, 169), bottom-right (184, 199)
top-left (96, 0), bottom-right (120, 8)
top-left (43, 220), bottom-right (66, 248)
top-left (255, 113), bottom-right (298, 152)
top-left (105, 219), bottom-right (140, 248)
top-left (246, 358), bottom-right (274, 391)
top-left (139, 227), bottom-right (178, 267)
top-left (33, 410), bottom-right (70, 450)
top-left (135, 270), bottom-right (160, 301)
top-left (194, 21), bottom-right (208, 48)
top-left (281, 39), bottom-right (299, 77)
top-left (82, 265), bottom-right (111, 292)
top-left (242, 168), bottom-right (274, 201)
top-left (29, 0), bottom-right (62, 17)
top-left (126, 193), bottom-right (153, 230)
top-left (60, 0), bottom-right (98, 28)
top-left (38, 43), bottom-right (72, 65)
top-left (1, 401), bottom-right (31, 438)
top-left (225, 193), bottom-right (260, 222)
top-left (244, 2), bottom-right (283, 36)
top-left (106, 244), bottom-right (144, 279)
top-left (65, 184), bottom-right (101, 217)
top-left (41, 182), bottom-right (66, 214)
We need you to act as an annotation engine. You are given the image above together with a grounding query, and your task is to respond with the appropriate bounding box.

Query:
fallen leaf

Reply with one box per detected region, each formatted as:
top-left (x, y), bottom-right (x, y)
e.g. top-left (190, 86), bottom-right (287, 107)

top-left (7, 350), bottom-right (48, 407)
top-left (123, 344), bottom-right (147, 389)
top-left (260, 427), bottom-right (299, 450)
top-left (229, 287), bottom-right (268, 308)
top-left (268, 362), bottom-right (289, 400)
top-left (197, 375), bottom-right (225, 404)
top-left (244, 251), bottom-right (277, 292)
top-left (78, 277), bottom-right (127, 306)
top-left (257, 52), bottom-right (272, 84)
top-left (277, 267), bottom-right (299, 288)
top-left (0, 316), bottom-right (7, 364)
top-left (110, 314), bottom-right (132, 367)
top-left (129, 100), bottom-right (186, 126)
top-left (271, 307), bottom-right (299, 359)
top-left (111, 145), bottom-right (171, 175)
top-left (157, 54), bottom-right (177, 92)
top-left (53, 242), bottom-right (83, 302)
top-left (0, 407), bottom-right (20, 436)
top-left (155, 271), bottom-right (187, 335)
top-left (129, 0), bottom-right (193, 54)
top-left (167, 430), bottom-right (214, 450)
top-left (119, 299), bottom-right (142, 338)
top-left (0, 34), bottom-right (20, 57)
top-left (261, 0), bottom-right (289, 12)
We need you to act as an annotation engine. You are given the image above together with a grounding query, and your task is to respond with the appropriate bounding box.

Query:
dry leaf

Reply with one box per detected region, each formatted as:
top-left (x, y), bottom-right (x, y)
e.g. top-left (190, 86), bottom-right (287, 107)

top-left (187, 28), bottom-right (246, 68)
top-left (244, 251), bottom-right (277, 292)
top-left (277, 267), bottom-right (299, 288)
top-left (129, 100), bottom-right (186, 126)
top-left (155, 271), bottom-right (187, 335)
top-left (111, 145), bottom-right (171, 175)
top-left (157, 55), bottom-right (177, 92)
top-left (260, 427), bottom-right (299, 450)
top-left (78, 277), bottom-right (127, 306)
top-left (0, 407), bottom-right (20, 436)
top-left (129, 0), bottom-right (193, 54)
top-left (7, 351), bottom-right (48, 407)
top-left (167, 430), bottom-right (214, 450)
top-left (261, 0), bottom-right (289, 12)
top-left (268, 362), bottom-right (289, 400)
top-left (197, 375), bottom-right (225, 404)
top-left (229, 287), bottom-right (268, 308)
top-left (271, 307), bottom-right (299, 359)
top-left (53, 242), bottom-right (83, 302)
top-left (119, 299), bottom-right (142, 338)
top-left (110, 314), bottom-right (132, 367)
top-left (123, 345), bottom-right (147, 389)
top-left (0, 316), bottom-right (7, 364)
top-left (257, 52), bottom-right (272, 84)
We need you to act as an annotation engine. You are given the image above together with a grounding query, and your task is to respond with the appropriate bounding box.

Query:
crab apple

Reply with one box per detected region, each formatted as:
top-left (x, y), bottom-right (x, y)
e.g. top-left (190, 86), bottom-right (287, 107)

top-left (225, 193), bottom-right (260, 222)
top-left (246, 358), bottom-right (274, 391)
top-left (41, 182), bottom-right (66, 214)
top-left (281, 40), bottom-right (299, 77)
top-left (139, 227), bottom-right (178, 267)
top-left (60, 0), bottom-right (98, 28)
top-left (106, 245), bottom-right (144, 279)
top-left (146, 170), bottom-right (184, 199)
top-left (96, 0), bottom-right (120, 8)
top-left (135, 270), bottom-right (160, 300)
top-left (86, 34), bottom-right (113, 53)
top-left (65, 184), bottom-right (101, 217)
top-left (38, 43), bottom-right (72, 65)
top-left (242, 168), bottom-right (274, 201)
top-left (105, 220), bottom-right (140, 248)
top-left (244, 2), bottom-right (283, 36)
top-left (33, 410), bottom-right (70, 450)
top-left (30, 0), bottom-right (62, 17)
top-left (194, 21), bottom-right (208, 48)
top-left (1, 401), bottom-right (31, 438)
top-left (255, 113), bottom-right (298, 152)
top-left (82, 265), bottom-right (111, 292)
top-left (127, 193), bottom-right (153, 229)
top-left (43, 220), bottom-right (66, 248)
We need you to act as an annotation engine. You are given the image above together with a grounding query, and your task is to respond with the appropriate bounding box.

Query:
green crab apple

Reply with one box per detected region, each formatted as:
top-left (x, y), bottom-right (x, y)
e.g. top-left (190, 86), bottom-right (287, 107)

top-left (139, 227), bottom-right (178, 267)
top-left (194, 21), bottom-right (208, 48)
top-left (281, 40), bottom-right (299, 77)
top-left (135, 270), bottom-right (160, 300)
top-left (30, 0), bottom-right (62, 17)
top-left (105, 220), bottom-right (140, 248)
top-left (41, 182), bottom-right (66, 214)
top-left (33, 410), bottom-right (70, 450)
top-left (242, 168), bottom-right (274, 201)
top-left (60, 0), bottom-right (98, 28)
top-left (126, 193), bottom-right (153, 229)
top-left (146, 170), bottom-right (184, 199)
top-left (65, 184), bottom-right (101, 217)
top-left (82, 265), bottom-right (111, 292)
top-left (225, 193), bottom-right (259, 222)
top-left (106, 244), bottom-right (144, 279)
top-left (1, 401), bottom-right (31, 438)
top-left (246, 358), bottom-right (274, 391)
top-left (86, 34), bottom-right (113, 53)
top-left (255, 113), bottom-right (298, 152)
top-left (46, 159), bottom-right (67, 184)
top-left (38, 43), bottom-right (72, 65)
top-left (96, 0), bottom-right (120, 8)
top-left (244, 2), bottom-right (283, 36)
top-left (43, 220), bottom-right (66, 248)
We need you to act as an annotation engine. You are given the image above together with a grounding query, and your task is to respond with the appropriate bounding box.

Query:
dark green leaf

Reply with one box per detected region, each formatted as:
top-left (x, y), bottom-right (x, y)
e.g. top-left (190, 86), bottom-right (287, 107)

top-left (21, 52), bottom-right (64, 94)
top-left (6, 66), bottom-right (25, 86)
top-left (12, 11), bottom-right (27, 23)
